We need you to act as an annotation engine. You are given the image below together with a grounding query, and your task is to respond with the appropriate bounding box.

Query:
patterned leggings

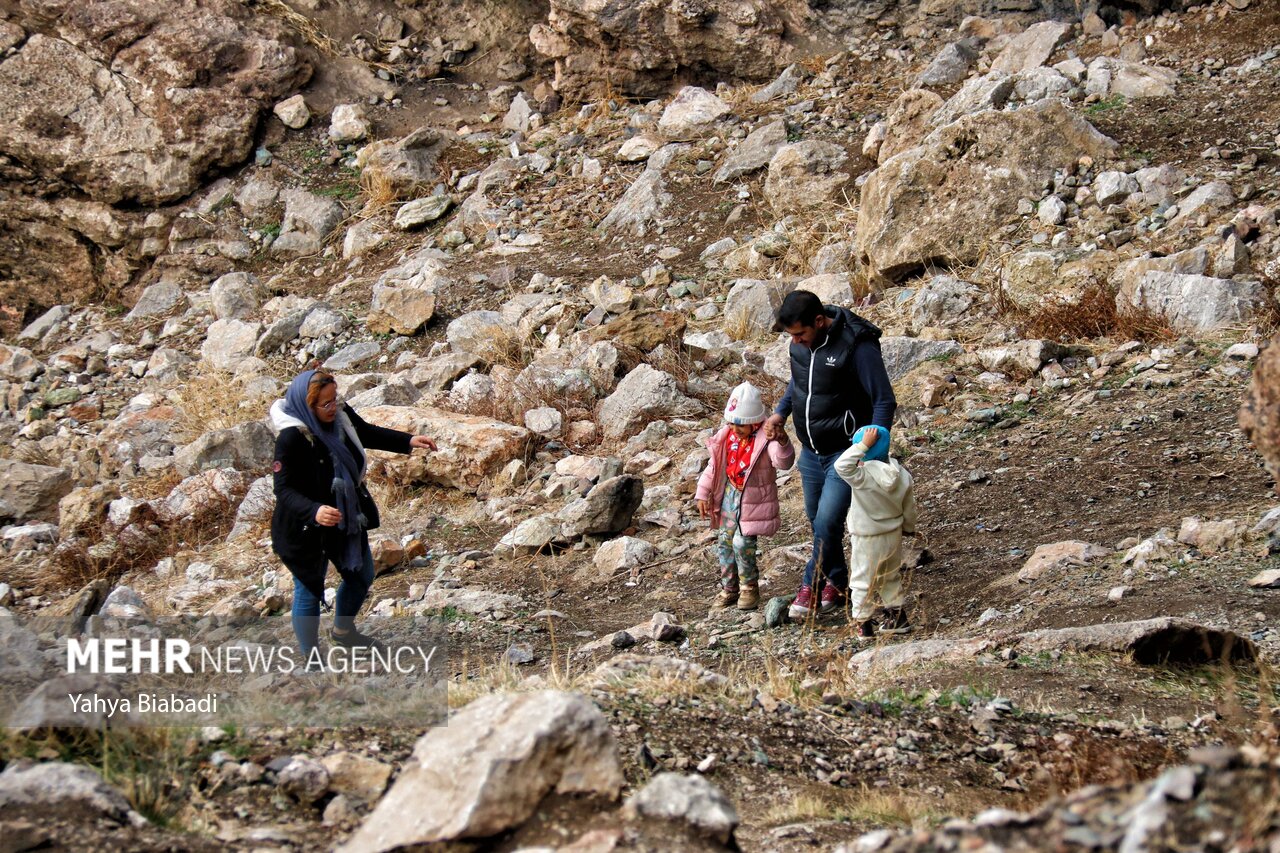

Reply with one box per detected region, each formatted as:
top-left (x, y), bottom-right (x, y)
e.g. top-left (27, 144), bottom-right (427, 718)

top-left (716, 483), bottom-right (759, 591)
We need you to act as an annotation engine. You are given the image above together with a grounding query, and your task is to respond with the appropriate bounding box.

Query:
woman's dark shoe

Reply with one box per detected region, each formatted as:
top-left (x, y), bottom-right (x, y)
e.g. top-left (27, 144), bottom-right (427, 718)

top-left (329, 627), bottom-right (384, 650)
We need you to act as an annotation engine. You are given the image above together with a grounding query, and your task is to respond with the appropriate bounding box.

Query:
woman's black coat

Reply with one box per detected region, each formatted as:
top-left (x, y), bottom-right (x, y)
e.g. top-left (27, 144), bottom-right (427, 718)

top-left (270, 404), bottom-right (412, 594)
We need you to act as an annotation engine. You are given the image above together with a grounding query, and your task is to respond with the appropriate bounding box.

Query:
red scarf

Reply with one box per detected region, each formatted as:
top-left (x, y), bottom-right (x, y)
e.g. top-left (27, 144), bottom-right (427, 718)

top-left (724, 429), bottom-right (758, 491)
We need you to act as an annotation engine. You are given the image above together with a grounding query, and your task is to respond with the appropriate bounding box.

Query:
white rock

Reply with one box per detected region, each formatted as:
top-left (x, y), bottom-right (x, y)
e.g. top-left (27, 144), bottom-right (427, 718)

top-left (273, 94), bottom-right (311, 129)
top-left (329, 104), bottom-right (371, 143)
top-left (658, 86), bottom-right (732, 139)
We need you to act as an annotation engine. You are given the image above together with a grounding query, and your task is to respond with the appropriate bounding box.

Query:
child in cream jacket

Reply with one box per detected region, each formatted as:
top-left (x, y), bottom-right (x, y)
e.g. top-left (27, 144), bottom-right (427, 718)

top-left (834, 425), bottom-right (918, 639)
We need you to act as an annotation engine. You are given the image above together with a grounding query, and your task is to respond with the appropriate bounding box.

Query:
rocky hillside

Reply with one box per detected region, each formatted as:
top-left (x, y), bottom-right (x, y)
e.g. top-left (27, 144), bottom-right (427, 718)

top-left (1, 0), bottom-right (1279, 850)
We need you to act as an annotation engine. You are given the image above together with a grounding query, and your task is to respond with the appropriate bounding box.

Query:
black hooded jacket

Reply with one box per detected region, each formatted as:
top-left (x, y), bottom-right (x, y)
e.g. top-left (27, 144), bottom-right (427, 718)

top-left (776, 305), bottom-right (896, 455)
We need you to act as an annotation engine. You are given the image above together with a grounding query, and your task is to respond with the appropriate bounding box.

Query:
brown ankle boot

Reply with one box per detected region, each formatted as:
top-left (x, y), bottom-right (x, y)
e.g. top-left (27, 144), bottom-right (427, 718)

top-left (737, 583), bottom-right (759, 611)
top-left (714, 587), bottom-right (738, 608)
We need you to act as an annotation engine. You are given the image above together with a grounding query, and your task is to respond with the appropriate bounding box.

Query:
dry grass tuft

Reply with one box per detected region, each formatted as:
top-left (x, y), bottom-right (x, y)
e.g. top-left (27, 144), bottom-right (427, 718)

top-left (169, 370), bottom-right (259, 442)
top-left (359, 165), bottom-right (400, 216)
top-left (1014, 283), bottom-right (1176, 343)
top-left (251, 0), bottom-right (338, 55)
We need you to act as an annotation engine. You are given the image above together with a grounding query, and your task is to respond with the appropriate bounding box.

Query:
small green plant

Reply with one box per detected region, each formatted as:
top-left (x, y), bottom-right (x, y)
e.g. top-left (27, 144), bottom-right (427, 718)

top-left (1085, 94), bottom-right (1126, 115)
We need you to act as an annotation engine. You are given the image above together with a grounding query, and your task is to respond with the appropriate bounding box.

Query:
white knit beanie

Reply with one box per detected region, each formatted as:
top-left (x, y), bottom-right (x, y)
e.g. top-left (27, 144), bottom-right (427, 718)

top-left (724, 382), bottom-right (766, 425)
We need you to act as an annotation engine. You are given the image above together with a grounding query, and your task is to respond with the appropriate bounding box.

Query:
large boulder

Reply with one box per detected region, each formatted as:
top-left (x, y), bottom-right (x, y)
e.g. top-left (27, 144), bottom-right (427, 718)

top-left (173, 421), bottom-right (274, 476)
top-left (989, 21), bottom-right (1071, 74)
top-left (200, 318), bottom-right (262, 371)
top-left (0, 762), bottom-right (141, 824)
top-left (626, 772), bottom-right (739, 845)
top-left (0, 459), bottom-right (73, 523)
top-left (366, 247), bottom-right (453, 336)
top-left (560, 475), bottom-right (645, 539)
top-left (723, 278), bottom-right (794, 334)
top-left (356, 126), bottom-right (453, 199)
top-left (1085, 57), bottom-right (1178, 99)
top-left (879, 337), bottom-right (963, 383)
top-left (355, 405), bottom-right (531, 493)
top-left (339, 691), bottom-right (623, 851)
top-left (598, 365), bottom-right (699, 440)
top-left (877, 89), bottom-right (944, 164)
top-left (1116, 272), bottom-right (1269, 333)
top-left (271, 189), bottom-right (346, 256)
top-left (0, 3), bottom-right (309, 205)
top-left (857, 100), bottom-right (1118, 281)
top-left (713, 119), bottom-right (786, 184)
top-left (600, 144), bottom-right (682, 237)
top-left (764, 141), bottom-right (851, 216)
top-left (530, 0), bottom-right (789, 99)
top-left (96, 396), bottom-right (180, 476)
top-left (658, 86), bottom-right (732, 139)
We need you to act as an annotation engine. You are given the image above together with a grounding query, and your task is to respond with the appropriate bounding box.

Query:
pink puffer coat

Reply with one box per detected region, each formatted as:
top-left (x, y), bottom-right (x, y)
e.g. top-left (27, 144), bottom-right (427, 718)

top-left (695, 425), bottom-right (796, 536)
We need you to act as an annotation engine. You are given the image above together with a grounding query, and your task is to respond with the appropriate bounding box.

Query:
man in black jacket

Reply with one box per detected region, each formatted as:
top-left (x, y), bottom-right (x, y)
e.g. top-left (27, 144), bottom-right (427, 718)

top-left (763, 290), bottom-right (896, 619)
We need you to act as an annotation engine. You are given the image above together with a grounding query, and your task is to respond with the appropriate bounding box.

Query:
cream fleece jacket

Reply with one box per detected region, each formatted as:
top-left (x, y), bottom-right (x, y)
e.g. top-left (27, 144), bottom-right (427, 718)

top-left (833, 443), bottom-right (918, 536)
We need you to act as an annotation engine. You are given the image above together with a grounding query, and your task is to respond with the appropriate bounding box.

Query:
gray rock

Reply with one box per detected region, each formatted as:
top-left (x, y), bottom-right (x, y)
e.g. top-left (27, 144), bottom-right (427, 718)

top-left (524, 407), bottom-right (564, 437)
top-left (201, 318), bottom-right (262, 371)
top-left (300, 305), bottom-right (348, 339)
top-left (592, 536), bottom-right (656, 578)
top-left (273, 94), bottom-right (310, 129)
top-left (173, 420), bottom-right (274, 476)
top-left (503, 93), bottom-right (533, 132)
top-left (329, 104), bottom-right (370, 143)
top-left (367, 249), bottom-right (451, 336)
top-left (1093, 171), bottom-right (1140, 206)
top-left (210, 272), bottom-right (260, 320)
top-left (394, 195), bottom-right (453, 230)
top-left (723, 278), bottom-right (793, 334)
top-left (255, 308), bottom-right (309, 356)
top-left (911, 275), bottom-right (977, 329)
top-left (880, 337), bottom-right (964, 383)
top-left (798, 273), bottom-right (854, 307)
top-left (764, 595), bottom-right (794, 628)
top-left (504, 642), bottom-right (537, 665)
top-left (19, 305), bottom-right (70, 341)
top-left (1038, 195), bottom-right (1067, 226)
top-left (0, 761), bottom-right (140, 824)
top-left (1168, 181), bottom-right (1234, 226)
top-left (499, 514), bottom-right (562, 553)
top-left (0, 607), bottom-right (42, 678)
top-left (929, 72), bottom-right (1015, 128)
top-left (860, 100), bottom-right (1117, 281)
top-left (271, 189), bottom-right (346, 256)
top-left (126, 281), bottom-right (188, 320)
top-left (227, 475), bottom-right (274, 541)
top-left (917, 39), bottom-right (980, 86)
top-left (324, 341), bottom-right (382, 371)
top-left (1085, 57), bottom-right (1178, 99)
top-left (750, 64), bottom-right (800, 103)
top-left (277, 755), bottom-right (330, 804)
top-left (559, 475), bottom-right (645, 539)
top-left (343, 218), bottom-right (388, 258)
top-left (356, 126), bottom-right (453, 200)
top-left (764, 141), bottom-right (851, 215)
top-left (0, 458), bottom-right (72, 523)
top-left (338, 691), bottom-right (623, 851)
top-left (990, 21), bottom-right (1071, 74)
top-left (146, 347), bottom-right (190, 381)
top-left (658, 86), bottom-right (732, 139)
top-left (1012, 66), bottom-right (1071, 102)
top-left (0, 344), bottom-right (43, 381)
top-left (447, 310), bottom-right (503, 356)
top-left (714, 120), bottom-right (786, 184)
top-left (626, 772), bottom-right (739, 844)
top-left (598, 366), bottom-right (699, 440)
top-left (1117, 272), bottom-right (1268, 333)
top-left (600, 145), bottom-right (682, 237)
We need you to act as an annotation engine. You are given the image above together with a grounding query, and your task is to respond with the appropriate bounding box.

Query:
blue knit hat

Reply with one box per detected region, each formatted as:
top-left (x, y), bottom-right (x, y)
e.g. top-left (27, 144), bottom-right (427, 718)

top-left (852, 425), bottom-right (889, 462)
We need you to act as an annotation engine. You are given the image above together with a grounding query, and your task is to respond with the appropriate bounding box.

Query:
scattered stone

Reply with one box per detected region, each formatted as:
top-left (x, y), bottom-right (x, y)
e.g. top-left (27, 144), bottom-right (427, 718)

top-left (273, 94), bottom-right (310, 129)
top-left (626, 772), bottom-right (739, 844)
top-left (339, 691), bottom-right (623, 851)
top-left (658, 86), bottom-right (732, 139)
top-left (329, 104), bottom-right (371, 143)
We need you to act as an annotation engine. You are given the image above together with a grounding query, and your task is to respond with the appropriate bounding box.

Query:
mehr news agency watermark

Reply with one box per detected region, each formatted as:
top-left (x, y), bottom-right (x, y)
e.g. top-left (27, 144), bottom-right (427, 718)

top-left (4, 633), bottom-right (450, 728)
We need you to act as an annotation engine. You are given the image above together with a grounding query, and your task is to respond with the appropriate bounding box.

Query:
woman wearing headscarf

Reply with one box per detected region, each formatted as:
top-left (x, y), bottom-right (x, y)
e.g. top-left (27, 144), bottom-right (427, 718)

top-left (269, 369), bottom-right (436, 656)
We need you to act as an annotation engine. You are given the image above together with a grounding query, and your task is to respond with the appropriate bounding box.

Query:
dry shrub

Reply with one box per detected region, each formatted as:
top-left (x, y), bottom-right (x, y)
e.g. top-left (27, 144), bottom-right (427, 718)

top-left (359, 165), bottom-right (399, 216)
top-left (1013, 283), bottom-right (1175, 344)
top-left (170, 370), bottom-right (259, 442)
top-left (253, 0), bottom-right (337, 55)
top-left (48, 488), bottom-right (238, 592)
top-left (475, 325), bottom-right (533, 370)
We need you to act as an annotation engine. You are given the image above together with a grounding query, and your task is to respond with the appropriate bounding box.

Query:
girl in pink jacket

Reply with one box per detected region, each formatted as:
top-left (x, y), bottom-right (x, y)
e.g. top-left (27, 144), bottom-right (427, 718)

top-left (696, 382), bottom-right (796, 610)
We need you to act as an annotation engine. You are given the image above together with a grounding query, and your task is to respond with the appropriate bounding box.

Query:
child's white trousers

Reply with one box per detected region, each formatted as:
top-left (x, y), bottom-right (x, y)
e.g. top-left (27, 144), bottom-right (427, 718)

top-left (848, 528), bottom-right (904, 620)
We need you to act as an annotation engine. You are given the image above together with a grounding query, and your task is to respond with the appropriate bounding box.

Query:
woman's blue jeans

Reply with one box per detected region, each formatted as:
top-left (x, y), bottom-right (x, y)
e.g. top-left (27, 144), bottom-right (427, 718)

top-left (798, 447), bottom-right (852, 592)
top-left (291, 540), bottom-right (375, 655)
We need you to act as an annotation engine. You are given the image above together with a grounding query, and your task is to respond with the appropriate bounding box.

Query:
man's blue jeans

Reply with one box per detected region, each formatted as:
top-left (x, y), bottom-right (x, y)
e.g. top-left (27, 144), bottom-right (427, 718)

top-left (798, 447), bottom-right (852, 593)
top-left (291, 540), bottom-right (375, 655)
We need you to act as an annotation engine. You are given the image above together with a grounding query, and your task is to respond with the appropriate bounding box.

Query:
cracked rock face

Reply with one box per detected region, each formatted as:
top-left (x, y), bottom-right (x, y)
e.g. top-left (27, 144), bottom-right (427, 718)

top-left (0, 0), bottom-right (310, 206)
top-left (530, 0), bottom-right (793, 99)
